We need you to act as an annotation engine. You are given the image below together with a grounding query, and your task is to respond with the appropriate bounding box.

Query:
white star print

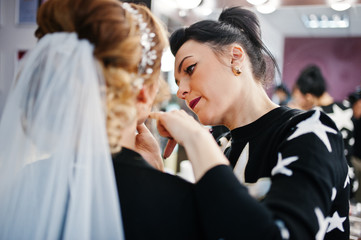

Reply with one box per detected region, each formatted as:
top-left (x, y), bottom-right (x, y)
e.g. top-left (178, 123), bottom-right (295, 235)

top-left (326, 211), bottom-right (346, 233)
top-left (271, 153), bottom-right (298, 177)
top-left (233, 143), bottom-right (271, 200)
top-left (342, 99), bottom-right (351, 108)
top-left (327, 104), bottom-right (354, 132)
top-left (234, 143), bottom-right (249, 183)
top-left (315, 208), bottom-right (328, 240)
top-left (275, 220), bottom-right (290, 240)
top-left (245, 178), bottom-right (271, 200)
top-left (348, 165), bottom-right (355, 179)
top-left (287, 110), bottom-right (337, 152)
top-left (344, 164), bottom-right (353, 188)
top-left (219, 136), bottom-right (231, 152)
top-left (344, 172), bottom-right (350, 188)
top-left (331, 188), bottom-right (337, 201)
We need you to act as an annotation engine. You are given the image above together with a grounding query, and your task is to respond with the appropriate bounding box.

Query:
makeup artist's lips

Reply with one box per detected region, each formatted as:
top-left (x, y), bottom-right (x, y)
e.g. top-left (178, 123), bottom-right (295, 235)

top-left (189, 97), bottom-right (201, 110)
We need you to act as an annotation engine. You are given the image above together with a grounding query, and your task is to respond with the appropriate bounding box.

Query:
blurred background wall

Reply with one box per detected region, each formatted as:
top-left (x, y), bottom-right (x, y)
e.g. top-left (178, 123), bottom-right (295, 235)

top-left (1, 0), bottom-right (361, 117)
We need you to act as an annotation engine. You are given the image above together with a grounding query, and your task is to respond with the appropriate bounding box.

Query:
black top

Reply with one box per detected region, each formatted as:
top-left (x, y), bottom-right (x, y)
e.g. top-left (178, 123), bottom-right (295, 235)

top-left (353, 117), bottom-right (361, 158)
top-left (112, 148), bottom-right (204, 240)
top-left (198, 106), bottom-right (350, 240)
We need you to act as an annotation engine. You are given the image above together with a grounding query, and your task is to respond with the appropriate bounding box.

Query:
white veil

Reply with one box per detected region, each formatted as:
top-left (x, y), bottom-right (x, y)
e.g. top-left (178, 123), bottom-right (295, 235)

top-left (0, 33), bottom-right (124, 239)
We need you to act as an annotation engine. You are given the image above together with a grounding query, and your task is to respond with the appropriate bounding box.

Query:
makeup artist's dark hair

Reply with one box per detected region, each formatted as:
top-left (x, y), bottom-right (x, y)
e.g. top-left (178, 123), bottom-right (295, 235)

top-left (169, 6), bottom-right (279, 84)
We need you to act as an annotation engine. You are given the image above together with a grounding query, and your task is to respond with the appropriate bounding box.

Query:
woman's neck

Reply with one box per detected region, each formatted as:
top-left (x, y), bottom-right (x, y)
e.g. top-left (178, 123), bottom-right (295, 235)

top-left (316, 92), bottom-right (334, 107)
top-left (119, 121), bottom-right (137, 151)
top-left (225, 83), bottom-right (278, 130)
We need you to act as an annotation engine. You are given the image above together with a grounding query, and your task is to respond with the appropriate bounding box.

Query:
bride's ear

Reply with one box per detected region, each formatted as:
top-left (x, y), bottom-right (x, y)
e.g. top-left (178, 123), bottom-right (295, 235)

top-left (136, 82), bottom-right (159, 105)
top-left (136, 87), bottom-right (148, 104)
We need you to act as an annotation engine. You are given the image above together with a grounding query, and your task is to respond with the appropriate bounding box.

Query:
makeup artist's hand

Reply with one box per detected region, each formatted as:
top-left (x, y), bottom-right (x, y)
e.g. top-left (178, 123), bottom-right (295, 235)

top-left (135, 123), bottom-right (164, 171)
top-left (149, 110), bottom-right (203, 148)
top-left (149, 109), bottom-right (213, 159)
top-left (149, 110), bottom-right (229, 181)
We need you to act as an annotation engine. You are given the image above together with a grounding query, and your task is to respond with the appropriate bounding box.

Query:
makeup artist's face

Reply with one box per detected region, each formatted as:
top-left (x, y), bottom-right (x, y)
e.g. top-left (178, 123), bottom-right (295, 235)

top-left (174, 40), bottom-right (241, 126)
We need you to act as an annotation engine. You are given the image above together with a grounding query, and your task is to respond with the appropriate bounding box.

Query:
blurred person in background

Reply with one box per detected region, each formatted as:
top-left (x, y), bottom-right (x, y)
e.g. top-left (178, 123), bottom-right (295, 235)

top-left (272, 83), bottom-right (292, 106)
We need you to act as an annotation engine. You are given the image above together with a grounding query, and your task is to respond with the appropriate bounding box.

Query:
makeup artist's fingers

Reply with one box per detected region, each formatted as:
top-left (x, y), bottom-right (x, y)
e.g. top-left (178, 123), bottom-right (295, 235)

top-left (148, 111), bottom-right (163, 120)
top-left (163, 138), bottom-right (177, 159)
top-left (149, 112), bottom-right (173, 139)
top-left (149, 110), bottom-right (207, 146)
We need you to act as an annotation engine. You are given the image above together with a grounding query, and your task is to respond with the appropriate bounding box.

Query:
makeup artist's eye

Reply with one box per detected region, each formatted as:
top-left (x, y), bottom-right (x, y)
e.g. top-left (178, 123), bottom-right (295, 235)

top-left (185, 63), bottom-right (196, 75)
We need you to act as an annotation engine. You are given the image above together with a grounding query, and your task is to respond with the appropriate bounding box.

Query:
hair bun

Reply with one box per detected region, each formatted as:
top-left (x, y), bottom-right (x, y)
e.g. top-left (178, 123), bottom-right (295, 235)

top-left (218, 7), bottom-right (261, 41)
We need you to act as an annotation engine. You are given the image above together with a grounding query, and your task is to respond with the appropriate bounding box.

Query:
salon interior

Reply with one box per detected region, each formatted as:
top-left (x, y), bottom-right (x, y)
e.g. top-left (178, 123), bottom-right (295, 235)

top-left (0, 0), bottom-right (360, 180)
top-left (1, 0), bottom-right (361, 232)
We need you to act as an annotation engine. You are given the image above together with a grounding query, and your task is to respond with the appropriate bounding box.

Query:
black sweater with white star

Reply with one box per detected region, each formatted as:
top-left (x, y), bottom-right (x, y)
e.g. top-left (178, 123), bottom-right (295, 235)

top-left (196, 106), bottom-right (350, 240)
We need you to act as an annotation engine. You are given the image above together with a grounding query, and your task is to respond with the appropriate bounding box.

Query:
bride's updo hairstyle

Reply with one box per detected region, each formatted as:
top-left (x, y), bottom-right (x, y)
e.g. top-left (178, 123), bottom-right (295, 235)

top-left (35, 0), bottom-right (168, 152)
top-left (170, 7), bottom-right (278, 85)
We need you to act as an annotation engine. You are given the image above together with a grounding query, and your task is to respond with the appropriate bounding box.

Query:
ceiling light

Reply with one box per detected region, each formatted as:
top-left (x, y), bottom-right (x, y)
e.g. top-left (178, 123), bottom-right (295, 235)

top-left (178, 9), bottom-right (188, 17)
top-left (302, 13), bottom-right (349, 28)
top-left (247, 0), bottom-right (267, 5)
top-left (327, 0), bottom-right (355, 11)
top-left (175, 0), bottom-right (202, 10)
top-left (255, 0), bottom-right (280, 14)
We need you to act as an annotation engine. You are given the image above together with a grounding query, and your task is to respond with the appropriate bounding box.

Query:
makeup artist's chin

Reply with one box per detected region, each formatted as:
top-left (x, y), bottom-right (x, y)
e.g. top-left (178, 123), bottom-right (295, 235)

top-left (196, 111), bottom-right (213, 126)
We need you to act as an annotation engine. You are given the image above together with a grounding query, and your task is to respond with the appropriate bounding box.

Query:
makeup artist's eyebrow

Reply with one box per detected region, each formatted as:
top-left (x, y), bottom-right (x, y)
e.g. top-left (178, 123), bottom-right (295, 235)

top-left (178, 56), bottom-right (192, 73)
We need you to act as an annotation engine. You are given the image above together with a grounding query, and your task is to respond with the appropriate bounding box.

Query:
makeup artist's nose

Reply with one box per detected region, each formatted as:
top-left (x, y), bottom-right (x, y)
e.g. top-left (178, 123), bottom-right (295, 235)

top-left (176, 80), bottom-right (189, 100)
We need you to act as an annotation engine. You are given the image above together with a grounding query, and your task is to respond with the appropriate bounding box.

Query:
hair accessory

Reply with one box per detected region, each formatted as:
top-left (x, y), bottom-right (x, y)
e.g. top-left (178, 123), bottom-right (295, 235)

top-left (121, 3), bottom-right (156, 88)
top-left (232, 66), bottom-right (242, 76)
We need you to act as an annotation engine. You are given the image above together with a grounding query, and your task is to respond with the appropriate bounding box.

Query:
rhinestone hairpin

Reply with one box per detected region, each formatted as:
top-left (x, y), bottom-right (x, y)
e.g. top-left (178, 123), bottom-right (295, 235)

top-left (122, 3), bottom-right (157, 88)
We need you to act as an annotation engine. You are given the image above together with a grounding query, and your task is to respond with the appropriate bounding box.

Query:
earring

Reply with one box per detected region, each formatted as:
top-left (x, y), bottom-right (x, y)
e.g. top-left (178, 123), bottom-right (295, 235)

top-left (232, 67), bottom-right (242, 76)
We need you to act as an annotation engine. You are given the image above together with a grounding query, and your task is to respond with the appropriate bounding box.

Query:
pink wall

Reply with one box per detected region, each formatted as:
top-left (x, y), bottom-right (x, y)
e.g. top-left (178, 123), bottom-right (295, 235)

top-left (282, 37), bottom-right (361, 101)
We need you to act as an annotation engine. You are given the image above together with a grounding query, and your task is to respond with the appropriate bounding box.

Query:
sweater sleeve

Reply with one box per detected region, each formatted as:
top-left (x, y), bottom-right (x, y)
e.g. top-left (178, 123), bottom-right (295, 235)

top-left (263, 111), bottom-right (350, 240)
top-left (195, 110), bottom-right (349, 240)
top-left (195, 165), bottom-right (283, 240)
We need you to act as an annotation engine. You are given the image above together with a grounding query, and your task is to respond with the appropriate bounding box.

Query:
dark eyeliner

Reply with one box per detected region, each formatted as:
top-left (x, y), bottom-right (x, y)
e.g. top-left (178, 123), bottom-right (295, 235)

top-left (184, 63), bottom-right (197, 75)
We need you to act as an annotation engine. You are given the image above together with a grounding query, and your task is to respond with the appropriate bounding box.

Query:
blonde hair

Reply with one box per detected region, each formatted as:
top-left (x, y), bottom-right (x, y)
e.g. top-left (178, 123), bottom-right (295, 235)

top-left (36, 0), bottom-right (168, 153)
